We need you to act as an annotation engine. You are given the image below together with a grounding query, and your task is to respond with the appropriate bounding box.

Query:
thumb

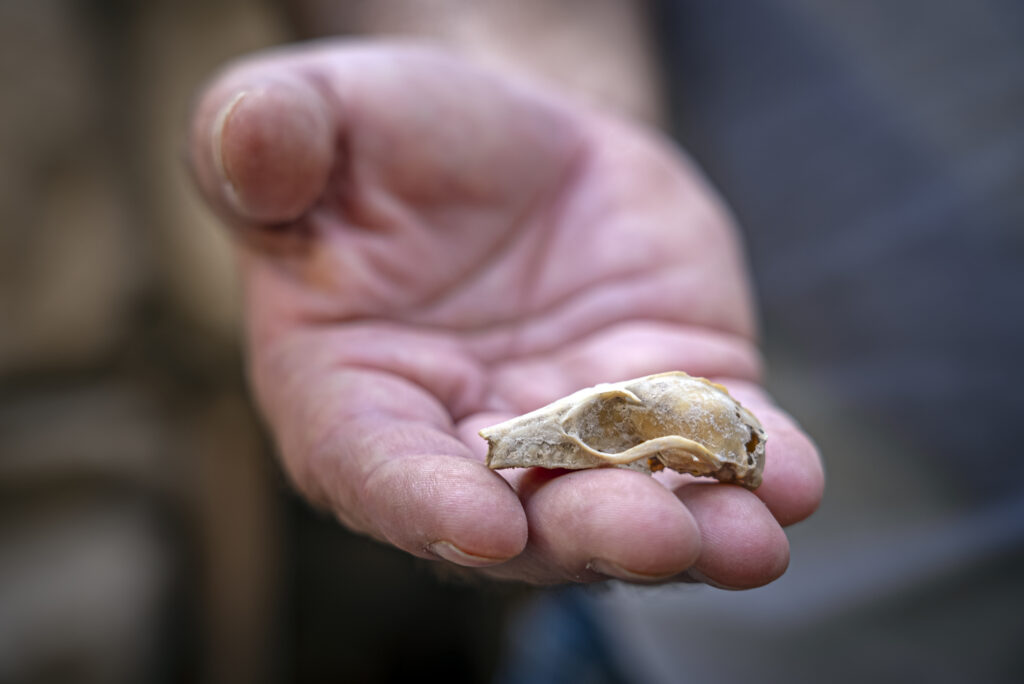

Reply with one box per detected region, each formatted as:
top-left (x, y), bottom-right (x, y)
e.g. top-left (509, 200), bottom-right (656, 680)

top-left (189, 43), bottom-right (585, 231)
top-left (189, 71), bottom-right (335, 225)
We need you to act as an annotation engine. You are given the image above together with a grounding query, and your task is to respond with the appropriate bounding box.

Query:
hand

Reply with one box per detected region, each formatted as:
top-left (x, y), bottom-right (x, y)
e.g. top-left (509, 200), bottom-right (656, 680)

top-left (188, 42), bottom-right (823, 586)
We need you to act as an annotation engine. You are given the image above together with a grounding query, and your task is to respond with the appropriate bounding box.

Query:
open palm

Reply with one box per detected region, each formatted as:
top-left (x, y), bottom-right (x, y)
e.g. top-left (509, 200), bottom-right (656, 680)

top-left (190, 43), bottom-right (822, 585)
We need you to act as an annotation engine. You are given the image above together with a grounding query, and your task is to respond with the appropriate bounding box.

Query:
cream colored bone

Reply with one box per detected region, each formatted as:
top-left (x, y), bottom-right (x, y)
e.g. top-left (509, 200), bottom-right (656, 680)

top-left (479, 371), bottom-right (765, 489)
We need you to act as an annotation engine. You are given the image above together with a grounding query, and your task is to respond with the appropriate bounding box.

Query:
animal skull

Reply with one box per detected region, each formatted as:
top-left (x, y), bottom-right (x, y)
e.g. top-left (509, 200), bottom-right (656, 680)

top-left (480, 372), bottom-right (765, 489)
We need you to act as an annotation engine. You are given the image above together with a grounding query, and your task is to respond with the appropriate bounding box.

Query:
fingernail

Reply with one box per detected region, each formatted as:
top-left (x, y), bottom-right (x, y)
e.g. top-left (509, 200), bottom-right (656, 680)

top-left (587, 558), bottom-right (677, 583)
top-left (210, 90), bottom-right (248, 210)
top-left (427, 541), bottom-right (507, 568)
top-left (683, 567), bottom-right (742, 590)
top-left (205, 80), bottom-right (334, 223)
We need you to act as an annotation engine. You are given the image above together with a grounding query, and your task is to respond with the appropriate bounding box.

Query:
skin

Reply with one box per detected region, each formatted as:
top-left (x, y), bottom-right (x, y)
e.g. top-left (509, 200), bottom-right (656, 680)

top-left (188, 42), bottom-right (824, 586)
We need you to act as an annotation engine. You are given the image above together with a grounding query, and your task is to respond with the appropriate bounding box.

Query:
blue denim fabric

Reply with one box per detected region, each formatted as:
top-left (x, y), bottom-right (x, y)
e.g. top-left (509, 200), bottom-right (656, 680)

top-left (494, 588), bottom-right (631, 684)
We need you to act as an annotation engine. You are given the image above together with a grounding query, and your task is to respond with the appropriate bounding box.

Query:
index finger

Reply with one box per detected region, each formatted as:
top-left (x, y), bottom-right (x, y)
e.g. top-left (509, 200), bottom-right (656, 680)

top-left (253, 330), bottom-right (528, 567)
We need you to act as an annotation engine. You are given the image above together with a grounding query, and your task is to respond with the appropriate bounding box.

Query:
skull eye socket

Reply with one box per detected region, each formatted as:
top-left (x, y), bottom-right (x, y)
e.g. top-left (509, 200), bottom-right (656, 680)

top-left (563, 394), bottom-right (646, 454)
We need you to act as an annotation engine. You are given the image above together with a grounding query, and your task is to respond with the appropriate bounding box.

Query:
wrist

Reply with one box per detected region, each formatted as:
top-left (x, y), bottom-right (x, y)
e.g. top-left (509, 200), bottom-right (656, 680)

top-left (287, 0), bottom-right (665, 126)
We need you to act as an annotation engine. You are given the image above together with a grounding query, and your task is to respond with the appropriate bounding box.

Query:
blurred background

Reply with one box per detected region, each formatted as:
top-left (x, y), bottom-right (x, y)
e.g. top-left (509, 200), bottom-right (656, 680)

top-left (0, 1), bottom-right (527, 682)
top-left (3, 0), bottom-right (1023, 683)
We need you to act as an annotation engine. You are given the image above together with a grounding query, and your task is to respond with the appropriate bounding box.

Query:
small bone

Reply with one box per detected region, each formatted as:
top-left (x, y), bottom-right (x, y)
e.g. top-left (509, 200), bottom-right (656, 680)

top-left (479, 372), bottom-right (765, 489)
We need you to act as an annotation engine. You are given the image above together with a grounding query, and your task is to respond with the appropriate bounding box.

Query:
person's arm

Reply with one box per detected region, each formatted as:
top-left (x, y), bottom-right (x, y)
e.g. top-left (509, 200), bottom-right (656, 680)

top-left (287, 0), bottom-right (666, 126)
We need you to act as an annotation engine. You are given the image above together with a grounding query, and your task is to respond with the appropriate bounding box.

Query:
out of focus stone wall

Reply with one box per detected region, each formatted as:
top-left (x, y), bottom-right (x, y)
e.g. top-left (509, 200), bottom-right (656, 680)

top-left (0, 1), bottom-right (288, 682)
top-left (1, 3), bottom-right (538, 683)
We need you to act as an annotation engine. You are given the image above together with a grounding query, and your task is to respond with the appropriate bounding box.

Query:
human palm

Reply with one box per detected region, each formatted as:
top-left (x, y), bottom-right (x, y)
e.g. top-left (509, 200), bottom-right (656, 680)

top-left (190, 43), bottom-right (822, 585)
